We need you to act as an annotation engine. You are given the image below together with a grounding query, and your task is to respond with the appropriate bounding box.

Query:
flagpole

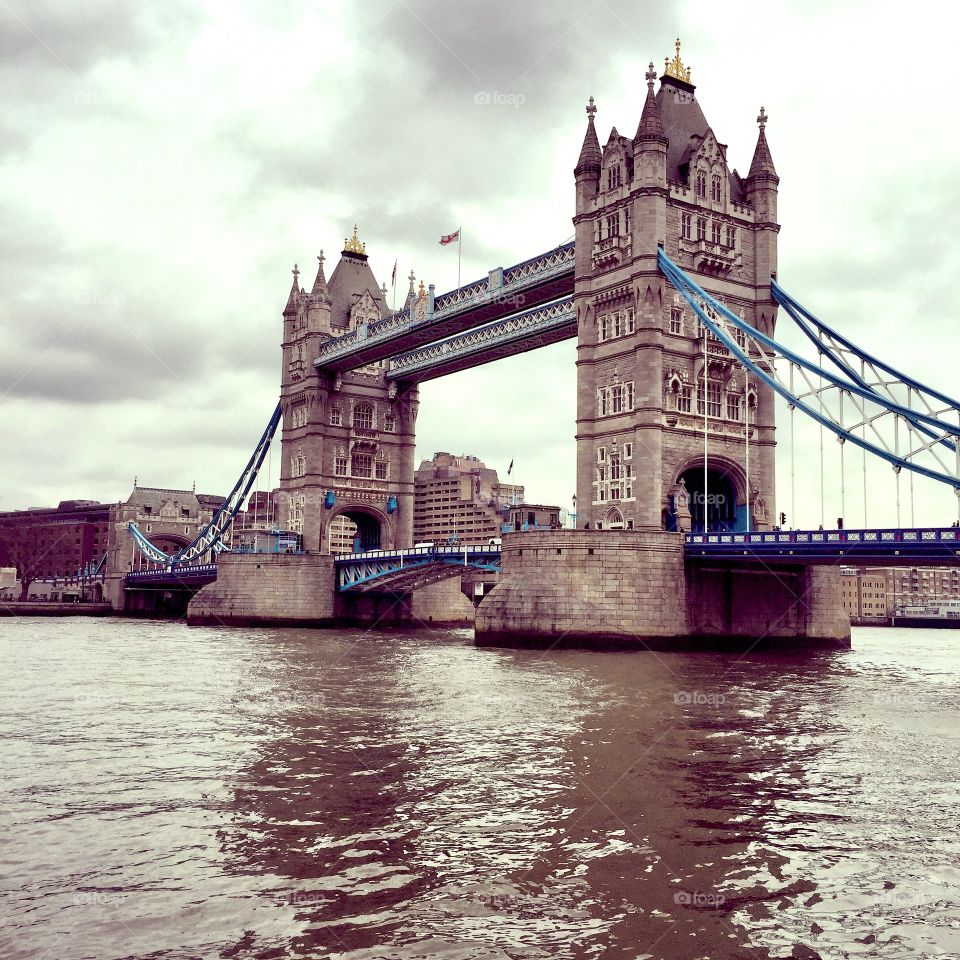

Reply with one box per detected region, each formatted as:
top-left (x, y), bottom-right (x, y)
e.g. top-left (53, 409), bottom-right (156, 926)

top-left (458, 226), bottom-right (462, 290)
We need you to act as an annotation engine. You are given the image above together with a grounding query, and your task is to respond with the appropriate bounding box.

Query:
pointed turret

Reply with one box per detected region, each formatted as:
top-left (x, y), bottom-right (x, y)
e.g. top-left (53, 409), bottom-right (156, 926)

top-left (634, 63), bottom-right (667, 144)
top-left (310, 250), bottom-right (331, 303)
top-left (283, 264), bottom-right (301, 317)
top-left (403, 270), bottom-right (416, 310)
top-left (747, 107), bottom-right (778, 181)
top-left (574, 97), bottom-right (602, 178)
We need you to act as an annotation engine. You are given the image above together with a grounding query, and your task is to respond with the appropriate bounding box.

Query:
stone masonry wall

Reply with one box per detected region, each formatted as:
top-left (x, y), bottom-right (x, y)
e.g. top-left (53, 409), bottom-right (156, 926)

top-left (188, 553), bottom-right (336, 627)
top-left (476, 529), bottom-right (850, 650)
top-left (476, 529), bottom-right (688, 648)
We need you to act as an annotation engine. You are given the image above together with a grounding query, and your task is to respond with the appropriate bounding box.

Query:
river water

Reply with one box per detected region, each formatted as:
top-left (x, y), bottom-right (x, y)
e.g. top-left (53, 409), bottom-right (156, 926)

top-left (1, 619), bottom-right (958, 960)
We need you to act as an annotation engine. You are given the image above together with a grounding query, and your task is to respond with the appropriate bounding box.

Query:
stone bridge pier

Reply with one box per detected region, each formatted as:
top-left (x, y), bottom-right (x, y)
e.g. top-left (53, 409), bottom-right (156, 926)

top-left (475, 530), bottom-right (850, 651)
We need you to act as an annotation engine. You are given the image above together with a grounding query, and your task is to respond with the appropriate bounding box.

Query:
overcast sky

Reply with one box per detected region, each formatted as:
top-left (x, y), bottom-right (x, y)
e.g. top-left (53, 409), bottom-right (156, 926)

top-left (2, 0), bottom-right (958, 529)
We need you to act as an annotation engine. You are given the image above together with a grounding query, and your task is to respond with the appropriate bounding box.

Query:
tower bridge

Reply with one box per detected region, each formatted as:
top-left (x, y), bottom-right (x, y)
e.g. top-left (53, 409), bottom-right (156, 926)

top-left (121, 40), bottom-right (959, 648)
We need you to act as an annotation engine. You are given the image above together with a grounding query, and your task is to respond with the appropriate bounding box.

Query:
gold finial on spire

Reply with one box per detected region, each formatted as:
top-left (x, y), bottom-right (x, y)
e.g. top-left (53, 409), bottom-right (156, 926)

top-left (343, 224), bottom-right (367, 256)
top-left (417, 280), bottom-right (426, 299)
top-left (664, 37), bottom-right (692, 84)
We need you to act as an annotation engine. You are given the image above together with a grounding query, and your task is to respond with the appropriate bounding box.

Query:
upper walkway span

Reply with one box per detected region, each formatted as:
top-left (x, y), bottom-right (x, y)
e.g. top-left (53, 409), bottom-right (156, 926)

top-left (314, 242), bottom-right (574, 373)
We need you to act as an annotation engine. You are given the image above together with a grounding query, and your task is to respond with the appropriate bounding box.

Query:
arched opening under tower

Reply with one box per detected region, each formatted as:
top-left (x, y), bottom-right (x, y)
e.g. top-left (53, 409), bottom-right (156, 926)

top-left (329, 508), bottom-right (382, 553)
top-left (677, 465), bottom-right (740, 533)
top-left (150, 534), bottom-right (191, 554)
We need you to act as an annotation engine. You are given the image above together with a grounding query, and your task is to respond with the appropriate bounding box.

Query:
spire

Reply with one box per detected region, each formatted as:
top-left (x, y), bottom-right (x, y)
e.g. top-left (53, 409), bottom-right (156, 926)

top-left (635, 62), bottom-right (667, 144)
top-left (748, 107), bottom-right (778, 180)
top-left (574, 97), bottom-right (602, 177)
top-left (404, 270), bottom-right (416, 309)
top-left (310, 250), bottom-right (331, 301)
top-left (283, 263), bottom-right (300, 316)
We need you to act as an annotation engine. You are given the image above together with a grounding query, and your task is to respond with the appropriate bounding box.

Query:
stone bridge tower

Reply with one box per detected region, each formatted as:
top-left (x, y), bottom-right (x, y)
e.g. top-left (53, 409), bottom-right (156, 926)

top-left (573, 41), bottom-right (780, 533)
top-left (278, 227), bottom-right (418, 553)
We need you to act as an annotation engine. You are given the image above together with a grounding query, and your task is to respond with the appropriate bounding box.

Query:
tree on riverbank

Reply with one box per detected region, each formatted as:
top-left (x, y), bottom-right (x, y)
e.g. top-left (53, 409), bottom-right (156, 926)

top-left (0, 536), bottom-right (45, 600)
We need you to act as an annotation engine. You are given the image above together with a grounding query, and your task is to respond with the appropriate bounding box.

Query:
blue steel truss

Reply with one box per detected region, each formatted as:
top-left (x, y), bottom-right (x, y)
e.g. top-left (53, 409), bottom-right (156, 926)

top-left (772, 279), bottom-right (957, 454)
top-left (315, 242), bottom-right (575, 370)
top-left (659, 250), bottom-right (960, 493)
top-left (386, 297), bottom-right (575, 382)
top-left (128, 403), bottom-right (282, 565)
top-left (336, 544), bottom-right (501, 591)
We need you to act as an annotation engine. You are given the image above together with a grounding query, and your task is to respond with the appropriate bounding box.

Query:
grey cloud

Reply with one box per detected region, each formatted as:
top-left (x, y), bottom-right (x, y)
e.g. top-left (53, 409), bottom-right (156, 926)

top-left (0, 0), bottom-right (199, 71)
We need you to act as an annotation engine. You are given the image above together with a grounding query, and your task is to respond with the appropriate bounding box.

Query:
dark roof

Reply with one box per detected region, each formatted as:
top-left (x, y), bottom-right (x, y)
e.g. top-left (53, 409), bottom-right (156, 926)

top-left (326, 253), bottom-right (388, 329)
top-left (656, 76), bottom-right (745, 202)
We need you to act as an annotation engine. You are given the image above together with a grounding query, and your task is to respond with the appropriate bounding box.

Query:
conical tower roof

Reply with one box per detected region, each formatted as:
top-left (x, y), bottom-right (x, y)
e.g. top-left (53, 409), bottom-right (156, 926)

top-left (748, 107), bottom-right (778, 180)
top-left (310, 251), bottom-right (332, 303)
top-left (635, 63), bottom-right (667, 144)
top-left (283, 264), bottom-right (301, 316)
top-left (574, 97), bottom-right (601, 177)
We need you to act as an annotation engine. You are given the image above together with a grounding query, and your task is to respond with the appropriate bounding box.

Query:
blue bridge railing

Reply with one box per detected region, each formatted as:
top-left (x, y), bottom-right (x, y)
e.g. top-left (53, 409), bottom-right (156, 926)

top-left (685, 527), bottom-right (960, 563)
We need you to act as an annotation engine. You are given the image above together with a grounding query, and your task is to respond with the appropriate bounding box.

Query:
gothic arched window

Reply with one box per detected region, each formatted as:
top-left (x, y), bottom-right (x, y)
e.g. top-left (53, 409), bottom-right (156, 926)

top-left (351, 451), bottom-right (373, 478)
top-left (711, 174), bottom-right (722, 202)
top-left (696, 170), bottom-right (707, 198)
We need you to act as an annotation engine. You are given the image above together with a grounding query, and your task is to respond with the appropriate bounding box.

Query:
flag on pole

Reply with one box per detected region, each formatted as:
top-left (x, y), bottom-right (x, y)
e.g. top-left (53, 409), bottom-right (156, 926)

top-left (507, 458), bottom-right (514, 476)
top-left (391, 260), bottom-right (397, 285)
top-left (439, 229), bottom-right (460, 246)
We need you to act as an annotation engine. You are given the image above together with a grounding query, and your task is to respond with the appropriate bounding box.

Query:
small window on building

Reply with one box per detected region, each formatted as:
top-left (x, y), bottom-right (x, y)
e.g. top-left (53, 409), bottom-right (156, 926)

top-left (597, 447), bottom-right (606, 463)
top-left (624, 442), bottom-right (633, 460)
top-left (697, 217), bottom-right (706, 241)
top-left (384, 413), bottom-right (396, 433)
top-left (330, 407), bottom-right (342, 426)
top-left (625, 308), bottom-right (635, 334)
top-left (711, 174), bottom-right (722, 202)
top-left (681, 212), bottom-right (692, 239)
top-left (375, 460), bottom-right (388, 480)
top-left (696, 171), bottom-right (707, 198)
top-left (606, 213), bottom-right (620, 237)
top-left (353, 403), bottom-right (374, 431)
top-left (726, 225), bottom-right (736, 248)
top-left (669, 306), bottom-right (683, 335)
top-left (334, 456), bottom-right (348, 477)
top-left (711, 221), bottom-right (721, 245)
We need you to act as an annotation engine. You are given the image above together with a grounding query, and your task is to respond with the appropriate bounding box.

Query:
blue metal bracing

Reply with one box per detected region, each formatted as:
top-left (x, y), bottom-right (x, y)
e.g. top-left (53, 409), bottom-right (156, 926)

top-left (335, 544), bottom-right (501, 591)
top-left (685, 527), bottom-right (960, 565)
top-left (314, 242), bottom-right (575, 372)
top-left (127, 403), bottom-right (282, 566)
top-left (385, 297), bottom-right (575, 382)
top-left (771, 279), bottom-right (958, 454)
top-left (658, 250), bottom-right (960, 491)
